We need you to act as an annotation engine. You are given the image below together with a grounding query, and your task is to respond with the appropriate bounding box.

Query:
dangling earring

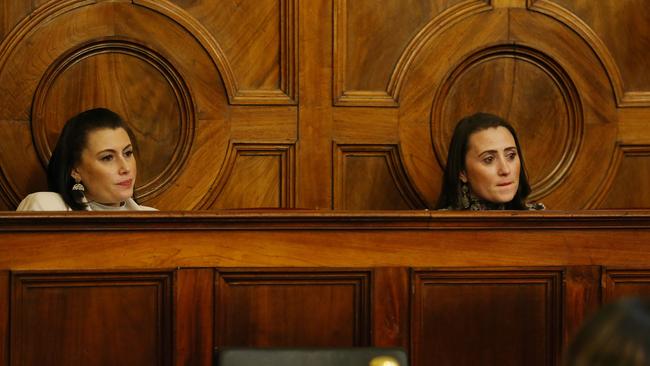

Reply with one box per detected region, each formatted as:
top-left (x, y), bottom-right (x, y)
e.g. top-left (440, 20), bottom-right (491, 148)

top-left (460, 182), bottom-right (470, 209)
top-left (72, 182), bottom-right (85, 192)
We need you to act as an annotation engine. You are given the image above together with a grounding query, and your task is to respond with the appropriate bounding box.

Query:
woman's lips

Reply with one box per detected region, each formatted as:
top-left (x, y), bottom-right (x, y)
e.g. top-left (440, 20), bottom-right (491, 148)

top-left (117, 179), bottom-right (133, 188)
top-left (497, 181), bottom-right (513, 187)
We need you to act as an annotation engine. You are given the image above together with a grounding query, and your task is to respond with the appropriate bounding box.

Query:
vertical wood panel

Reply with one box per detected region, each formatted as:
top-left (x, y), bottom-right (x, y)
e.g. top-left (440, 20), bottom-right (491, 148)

top-left (603, 268), bottom-right (650, 302)
top-left (372, 267), bottom-right (409, 349)
top-left (333, 144), bottom-right (425, 210)
top-left (11, 271), bottom-right (172, 366)
top-left (599, 148), bottom-right (650, 209)
top-left (563, 266), bottom-right (601, 350)
top-left (205, 143), bottom-right (295, 209)
top-left (412, 268), bottom-right (562, 366)
top-left (216, 270), bottom-right (371, 347)
top-left (175, 269), bottom-right (214, 366)
top-left (1, 1), bottom-right (649, 210)
top-left (0, 271), bottom-right (8, 366)
top-left (297, 0), bottom-right (333, 209)
top-left (546, 0), bottom-right (650, 94)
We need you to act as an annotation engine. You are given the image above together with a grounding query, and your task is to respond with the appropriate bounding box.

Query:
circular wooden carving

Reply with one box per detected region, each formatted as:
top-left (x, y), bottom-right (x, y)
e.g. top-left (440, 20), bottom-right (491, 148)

top-left (31, 39), bottom-right (195, 200)
top-left (0, 1), bottom-right (231, 209)
top-left (431, 45), bottom-right (582, 199)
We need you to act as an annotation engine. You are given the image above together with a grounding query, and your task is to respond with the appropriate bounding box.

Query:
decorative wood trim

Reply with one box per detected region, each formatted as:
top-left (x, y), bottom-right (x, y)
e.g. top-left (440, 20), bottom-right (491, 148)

top-left (411, 267), bottom-right (563, 366)
top-left (333, 144), bottom-right (427, 209)
top-left (174, 268), bottom-right (214, 366)
top-left (0, 271), bottom-right (8, 366)
top-left (199, 142), bottom-right (296, 209)
top-left (431, 44), bottom-right (583, 201)
top-left (585, 144), bottom-right (650, 209)
top-left (215, 269), bottom-right (371, 347)
top-left (0, 1), bottom-right (93, 76)
top-left (10, 210), bottom-right (650, 232)
top-left (528, 0), bottom-right (650, 107)
top-left (333, 0), bottom-right (491, 107)
top-left (602, 267), bottom-right (650, 302)
top-left (0, 163), bottom-right (15, 208)
top-left (10, 271), bottom-right (173, 366)
top-left (372, 267), bottom-right (409, 349)
top-left (134, 0), bottom-right (297, 105)
top-left (563, 266), bottom-right (601, 350)
top-left (30, 38), bottom-right (196, 202)
top-left (0, 1), bottom-right (94, 207)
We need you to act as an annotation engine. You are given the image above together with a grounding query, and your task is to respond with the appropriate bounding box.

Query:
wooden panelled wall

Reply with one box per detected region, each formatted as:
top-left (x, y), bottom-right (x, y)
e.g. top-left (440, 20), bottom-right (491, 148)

top-left (1, 0), bottom-right (650, 210)
top-left (3, 211), bottom-right (650, 366)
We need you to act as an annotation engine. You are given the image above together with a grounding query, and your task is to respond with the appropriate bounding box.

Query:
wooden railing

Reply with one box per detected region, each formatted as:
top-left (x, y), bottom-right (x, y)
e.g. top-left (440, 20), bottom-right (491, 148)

top-left (2, 210), bottom-right (650, 366)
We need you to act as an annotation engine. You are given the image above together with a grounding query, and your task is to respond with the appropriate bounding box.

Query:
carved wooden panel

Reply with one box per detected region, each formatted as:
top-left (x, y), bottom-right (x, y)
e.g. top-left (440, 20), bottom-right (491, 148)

top-left (532, 0), bottom-right (650, 105)
top-left (602, 268), bottom-right (650, 302)
top-left (598, 146), bottom-right (650, 209)
top-left (171, 0), bottom-right (297, 104)
top-left (334, 0), bottom-right (487, 106)
top-left (398, 6), bottom-right (618, 209)
top-left (2, 1), bottom-right (650, 210)
top-left (333, 144), bottom-right (426, 209)
top-left (11, 271), bottom-right (172, 366)
top-left (202, 143), bottom-right (295, 209)
top-left (412, 268), bottom-right (562, 366)
top-left (215, 270), bottom-right (371, 347)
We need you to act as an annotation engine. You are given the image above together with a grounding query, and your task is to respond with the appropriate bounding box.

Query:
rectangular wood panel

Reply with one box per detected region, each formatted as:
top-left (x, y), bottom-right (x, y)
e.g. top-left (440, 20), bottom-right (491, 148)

top-left (215, 269), bottom-right (371, 347)
top-left (174, 268), bottom-right (214, 366)
top-left (603, 268), bottom-right (650, 302)
top-left (11, 271), bottom-right (172, 366)
top-left (412, 268), bottom-right (562, 366)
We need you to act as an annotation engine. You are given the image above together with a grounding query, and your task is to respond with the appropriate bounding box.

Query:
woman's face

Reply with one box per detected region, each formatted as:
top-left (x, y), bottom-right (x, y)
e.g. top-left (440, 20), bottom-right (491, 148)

top-left (460, 126), bottom-right (520, 204)
top-left (71, 127), bottom-right (137, 206)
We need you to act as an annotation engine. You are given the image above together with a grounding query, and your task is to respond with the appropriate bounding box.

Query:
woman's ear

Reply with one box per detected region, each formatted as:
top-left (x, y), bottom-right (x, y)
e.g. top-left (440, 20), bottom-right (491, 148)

top-left (70, 168), bottom-right (81, 183)
top-left (459, 171), bottom-right (468, 183)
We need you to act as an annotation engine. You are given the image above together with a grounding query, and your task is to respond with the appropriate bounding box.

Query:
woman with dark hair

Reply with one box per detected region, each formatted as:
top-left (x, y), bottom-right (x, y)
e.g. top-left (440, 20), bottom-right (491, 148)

top-left (564, 297), bottom-right (650, 366)
top-left (17, 108), bottom-right (155, 211)
top-left (436, 112), bottom-right (543, 210)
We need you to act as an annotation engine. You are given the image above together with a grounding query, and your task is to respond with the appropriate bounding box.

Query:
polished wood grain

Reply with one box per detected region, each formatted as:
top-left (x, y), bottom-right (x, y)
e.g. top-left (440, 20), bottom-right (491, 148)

top-left (412, 268), bottom-right (562, 366)
top-left (372, 267), bottom-right (410, 349)
top-left (538, 0), bottom-right (650, 105)
top-left (10, 271), bottom-right (172, 366)
top-left (2, 212), bottom-right (650, 365)
top-left (175, 268), bottom-right (214, 366)
top-left (215, 269), bottom-right (370, 347)
top-left (0, 271), bottom-right (8, 366)
top-left (1, 1), bottom-right (650, 210)
top-left (563, 266), bottom-right (601, 350)
top-left (602, 268), bottom-right (650, 302)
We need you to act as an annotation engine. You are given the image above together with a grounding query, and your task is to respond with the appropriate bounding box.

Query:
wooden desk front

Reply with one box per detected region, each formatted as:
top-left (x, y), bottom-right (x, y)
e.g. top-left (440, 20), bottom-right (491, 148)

top-left (1, 211), bottom-right (649, 366)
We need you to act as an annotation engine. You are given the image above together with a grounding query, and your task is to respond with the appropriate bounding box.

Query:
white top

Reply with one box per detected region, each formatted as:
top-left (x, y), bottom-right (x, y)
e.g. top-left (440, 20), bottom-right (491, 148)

top-left (16, 192), bottom-right (157, 211)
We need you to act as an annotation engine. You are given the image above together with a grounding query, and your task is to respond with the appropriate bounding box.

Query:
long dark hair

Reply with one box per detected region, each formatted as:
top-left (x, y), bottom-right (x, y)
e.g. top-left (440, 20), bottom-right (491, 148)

top-left (47, 108), bottom-right (137, 210)
top-left (564, 297), bottom-right (650, 366)
top-left (435, 112), bottom-right (531, 209)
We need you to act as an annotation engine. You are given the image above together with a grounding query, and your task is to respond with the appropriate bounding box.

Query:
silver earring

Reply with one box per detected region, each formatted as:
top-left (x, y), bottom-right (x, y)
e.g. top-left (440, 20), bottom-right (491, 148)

top-left (460, 183), bottom-right (470, 209)
top-left (72, 182), bottom-right (85, 192)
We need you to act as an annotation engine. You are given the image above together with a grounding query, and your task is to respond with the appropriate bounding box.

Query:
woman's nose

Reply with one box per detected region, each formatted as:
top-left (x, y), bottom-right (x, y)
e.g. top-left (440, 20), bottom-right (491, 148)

top-left (497, 157), bottom-right (511, 176)
top-left (117, 157), bottom-right (130, 174)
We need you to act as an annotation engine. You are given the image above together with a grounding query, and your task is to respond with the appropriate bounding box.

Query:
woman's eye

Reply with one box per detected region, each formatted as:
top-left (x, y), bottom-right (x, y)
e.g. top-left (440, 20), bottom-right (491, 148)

top-left (124, 150), bottom-right (134, 157)
top-left (482, 156), bottom-right (494, 164)
top-left (507, 153), bottom-right (517, 160)
top-left (100, 155), bottom-right (113, 162)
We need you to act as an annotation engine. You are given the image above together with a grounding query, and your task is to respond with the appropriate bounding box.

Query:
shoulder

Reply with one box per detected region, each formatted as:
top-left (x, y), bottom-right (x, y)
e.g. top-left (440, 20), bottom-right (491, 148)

top-left (16, 192), bottom-right (71, 211)
top-left (124, 198), bottom-right (157, 211)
